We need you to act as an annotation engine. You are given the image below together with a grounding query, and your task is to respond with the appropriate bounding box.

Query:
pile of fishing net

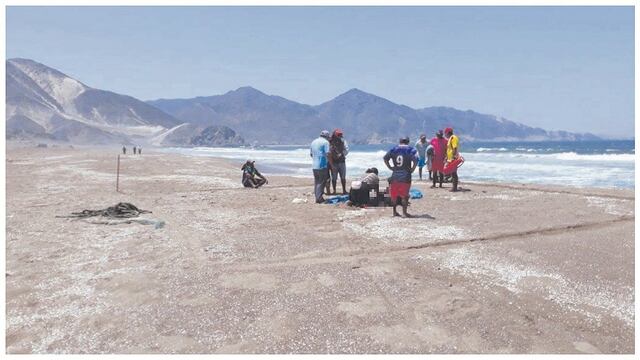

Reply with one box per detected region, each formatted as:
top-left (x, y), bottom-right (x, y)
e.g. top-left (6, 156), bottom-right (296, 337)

top-left (57, 202), bottom-right (164, 228)
top-left (59, 202), bottom-right (151, 219)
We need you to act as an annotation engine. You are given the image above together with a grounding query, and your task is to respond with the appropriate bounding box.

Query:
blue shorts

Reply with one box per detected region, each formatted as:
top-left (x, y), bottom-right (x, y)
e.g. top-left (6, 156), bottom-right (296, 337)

top-left (418, 157), bottom-right (426, 167)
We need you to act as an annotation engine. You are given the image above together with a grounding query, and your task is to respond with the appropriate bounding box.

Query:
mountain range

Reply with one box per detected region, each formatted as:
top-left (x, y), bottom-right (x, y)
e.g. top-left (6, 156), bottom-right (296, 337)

top-left (6, 58), bottom-right (599, 146)
top-left (149, 87), bottom-right (599, 144)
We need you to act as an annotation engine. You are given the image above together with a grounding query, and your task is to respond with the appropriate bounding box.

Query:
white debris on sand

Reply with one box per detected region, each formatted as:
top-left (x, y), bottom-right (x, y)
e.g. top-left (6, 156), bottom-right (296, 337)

top-left (344, 217), bottom-right (467, 244)
top-left (426, 246), bottom-right (634, 326)
top-left (337, 209), bottom-right (369, 221)
top-left (203, 243), bottom-right (237, 262)
top-left (585, 196), bottom-right (633, 216)
top-left (6, 223), bottom-right (157, 352)
top-left (448, 190), bottom-right (531, 202)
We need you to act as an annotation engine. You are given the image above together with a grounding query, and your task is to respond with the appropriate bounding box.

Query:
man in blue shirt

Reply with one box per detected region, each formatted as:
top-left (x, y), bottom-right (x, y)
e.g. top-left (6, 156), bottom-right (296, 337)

top-left (383, 136), bottom-right (418, 217)
top-left (310, 130), bottom-right (331, 203)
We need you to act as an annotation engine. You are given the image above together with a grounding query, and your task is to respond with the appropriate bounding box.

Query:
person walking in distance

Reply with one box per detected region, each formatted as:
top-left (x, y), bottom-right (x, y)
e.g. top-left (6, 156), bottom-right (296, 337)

top-left (383, 136), bottom-right (418, 218)
top-left (310, 130), bottom-right (331, 203)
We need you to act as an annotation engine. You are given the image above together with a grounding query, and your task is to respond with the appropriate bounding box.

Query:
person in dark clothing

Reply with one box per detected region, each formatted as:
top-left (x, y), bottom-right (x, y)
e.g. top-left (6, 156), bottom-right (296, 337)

top-left (241, 160), bottom-right (268, 188)
top-left (122, 146), bottom-right (126, 155)
top-left (133, 146), bottom-right (137, 155)
top-left (328, 128), bottom-right (350, 195)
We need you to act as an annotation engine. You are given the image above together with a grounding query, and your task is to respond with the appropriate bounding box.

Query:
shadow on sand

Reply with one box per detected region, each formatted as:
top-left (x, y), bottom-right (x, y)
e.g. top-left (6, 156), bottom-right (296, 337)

top-left (408, 213), bottom-right (435, 219)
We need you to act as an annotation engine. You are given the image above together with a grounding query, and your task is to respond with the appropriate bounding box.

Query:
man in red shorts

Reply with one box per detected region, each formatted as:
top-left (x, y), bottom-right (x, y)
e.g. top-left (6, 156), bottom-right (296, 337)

top-left (383, 136), bottom-right (418, 218)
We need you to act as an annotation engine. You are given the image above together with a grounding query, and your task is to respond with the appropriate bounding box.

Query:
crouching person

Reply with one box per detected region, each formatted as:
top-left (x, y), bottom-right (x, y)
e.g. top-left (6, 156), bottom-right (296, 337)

top-left (241, 160), bottom-right (268, 188)
top-left (349, 167), bottom-right (380, 207)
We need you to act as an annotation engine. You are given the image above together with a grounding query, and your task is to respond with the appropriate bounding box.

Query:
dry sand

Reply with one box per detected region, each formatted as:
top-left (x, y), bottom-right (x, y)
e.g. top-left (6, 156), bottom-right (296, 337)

top-left (5, 143), bottom-right (635, 353)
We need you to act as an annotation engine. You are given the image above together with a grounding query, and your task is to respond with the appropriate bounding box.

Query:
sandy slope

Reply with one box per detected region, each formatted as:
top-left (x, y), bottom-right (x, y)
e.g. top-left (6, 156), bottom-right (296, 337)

top-left (5, 144), bottom-right (634, 353)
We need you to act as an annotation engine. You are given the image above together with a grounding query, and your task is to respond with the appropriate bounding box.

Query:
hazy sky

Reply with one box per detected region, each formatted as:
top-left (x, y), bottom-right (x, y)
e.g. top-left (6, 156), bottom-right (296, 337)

top-left (6, 6), bottom-right (634, 138)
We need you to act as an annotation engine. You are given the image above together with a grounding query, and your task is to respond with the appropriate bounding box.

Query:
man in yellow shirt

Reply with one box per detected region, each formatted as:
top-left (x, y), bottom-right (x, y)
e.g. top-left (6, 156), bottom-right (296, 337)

top-left (445, 127), bottom-right (460, 192)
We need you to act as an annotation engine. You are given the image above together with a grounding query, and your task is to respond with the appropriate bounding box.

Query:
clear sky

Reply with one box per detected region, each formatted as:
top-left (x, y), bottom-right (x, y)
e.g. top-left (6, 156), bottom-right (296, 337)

top-left (6, 6), bottom-right (635, 138)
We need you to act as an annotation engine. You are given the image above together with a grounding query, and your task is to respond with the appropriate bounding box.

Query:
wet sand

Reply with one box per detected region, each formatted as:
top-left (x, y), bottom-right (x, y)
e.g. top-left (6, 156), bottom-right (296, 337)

top-left (5, 143), bottom-right (635, 353)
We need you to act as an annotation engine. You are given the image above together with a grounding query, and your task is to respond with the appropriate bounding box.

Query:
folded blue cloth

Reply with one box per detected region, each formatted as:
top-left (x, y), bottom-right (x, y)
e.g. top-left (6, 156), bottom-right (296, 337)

top-left (409, 188), bottom-right (423, 199)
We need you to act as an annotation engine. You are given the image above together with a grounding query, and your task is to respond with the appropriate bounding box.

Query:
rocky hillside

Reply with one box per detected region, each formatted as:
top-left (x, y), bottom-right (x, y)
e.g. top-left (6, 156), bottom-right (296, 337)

top-left (150, 124), bottom-right (244, 147)
top-left (6, 58), bottom-right (183, 145)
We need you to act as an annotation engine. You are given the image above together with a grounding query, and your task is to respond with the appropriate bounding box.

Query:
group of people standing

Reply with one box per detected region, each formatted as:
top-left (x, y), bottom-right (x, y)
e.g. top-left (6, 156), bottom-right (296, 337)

top-left (242, 126), bottom-right (461, 218)
top-left (414, 127), bottom-right (460, 191)
top-left (308, 127), bottom-right (461, 216)
top-left (121, 146), bottom-right (143, 155)
top-left (310, 129), bottom-right (350, 203)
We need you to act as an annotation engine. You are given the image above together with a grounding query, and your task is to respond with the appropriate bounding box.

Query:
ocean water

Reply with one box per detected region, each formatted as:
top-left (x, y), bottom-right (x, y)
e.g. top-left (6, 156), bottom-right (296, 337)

top-left (163, 140), bottom-right (635, 189)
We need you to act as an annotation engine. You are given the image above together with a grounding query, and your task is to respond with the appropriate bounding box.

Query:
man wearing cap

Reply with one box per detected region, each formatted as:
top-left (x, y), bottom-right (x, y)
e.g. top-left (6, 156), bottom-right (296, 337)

top-left (445, 127), bottom-right (460, 192)
top-left (310, 130), bottom-right (331, 203)
top-left (415, 134), bottom-right (429, 181)
top-left (329, 128), bottom-right (349, 194)
top-left (241, 160), bottom-right (268, 188)
top-left (383, 137), bottom-right (418, 218)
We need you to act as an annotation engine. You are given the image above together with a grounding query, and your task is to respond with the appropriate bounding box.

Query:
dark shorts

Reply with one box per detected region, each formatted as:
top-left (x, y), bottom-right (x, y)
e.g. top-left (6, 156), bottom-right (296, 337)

top-left (331, 162), bottom-right (346, 179)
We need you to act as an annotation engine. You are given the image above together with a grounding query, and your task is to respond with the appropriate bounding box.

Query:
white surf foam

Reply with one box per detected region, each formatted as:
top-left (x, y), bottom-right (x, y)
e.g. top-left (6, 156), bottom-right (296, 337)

top-left (162, 146), bottom-right (635, 189)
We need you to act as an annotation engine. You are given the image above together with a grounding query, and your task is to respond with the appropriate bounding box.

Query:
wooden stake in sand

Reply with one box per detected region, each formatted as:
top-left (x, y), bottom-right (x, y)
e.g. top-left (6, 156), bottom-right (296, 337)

top-left (116, 154), bottom-right (120, 192)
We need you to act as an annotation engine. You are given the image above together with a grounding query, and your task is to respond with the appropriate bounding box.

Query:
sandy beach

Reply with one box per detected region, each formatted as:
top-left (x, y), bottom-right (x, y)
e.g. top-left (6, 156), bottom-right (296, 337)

top-left (5, 143), bottom-right (635, 353)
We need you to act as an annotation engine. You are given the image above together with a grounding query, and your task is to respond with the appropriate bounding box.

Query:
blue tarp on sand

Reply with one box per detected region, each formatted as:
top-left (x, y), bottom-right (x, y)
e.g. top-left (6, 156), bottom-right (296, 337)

top-left (409, 188), bottom-right (423, 199)
top-left (324, 195), bottom-right (350, 204)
